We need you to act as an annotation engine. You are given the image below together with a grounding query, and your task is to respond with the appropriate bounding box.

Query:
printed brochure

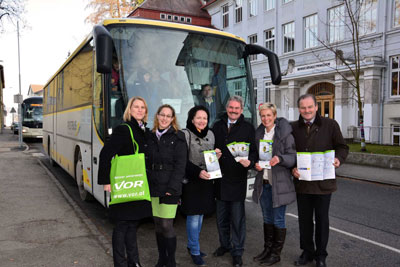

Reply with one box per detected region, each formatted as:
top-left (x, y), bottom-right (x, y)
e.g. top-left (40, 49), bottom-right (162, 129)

top-left (203, 150), bottom-right (222, 179)
top-left (297, 150), bottom-right (335, 181)
top-left (226, 142), bottom-right (250, 162)
top-left (259, 139), bottom-right (273, 169)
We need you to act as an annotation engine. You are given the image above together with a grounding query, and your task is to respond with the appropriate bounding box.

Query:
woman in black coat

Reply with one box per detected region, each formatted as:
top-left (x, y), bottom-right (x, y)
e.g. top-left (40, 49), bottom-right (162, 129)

top-left (146, 104), bottom-right (187, 267)
top-left (181, 106), bottom-right (221, 266)
top-left (98, 96), bottom-right (152, 267)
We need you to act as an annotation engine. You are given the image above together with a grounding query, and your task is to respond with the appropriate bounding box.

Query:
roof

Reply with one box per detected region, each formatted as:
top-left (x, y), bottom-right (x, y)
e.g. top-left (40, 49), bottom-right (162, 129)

top-left (29, 84), bottom-right (44, 93)
top-left (137, 0), bottom-right (210, 18)
top-left (201, 0), bottom-right (218, 9)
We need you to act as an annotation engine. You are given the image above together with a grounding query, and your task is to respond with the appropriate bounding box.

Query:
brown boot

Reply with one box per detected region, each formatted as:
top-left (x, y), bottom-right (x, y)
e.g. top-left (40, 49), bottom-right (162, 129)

top-left (260, 227), bottom-right (286, 266)
top-left (253, 224), bottom-right (274, 262)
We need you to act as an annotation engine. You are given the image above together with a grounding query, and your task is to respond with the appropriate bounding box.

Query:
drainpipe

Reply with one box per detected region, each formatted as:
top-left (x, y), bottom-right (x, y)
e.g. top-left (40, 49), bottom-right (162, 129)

top-left (379, 0), bottom-right (388, 144)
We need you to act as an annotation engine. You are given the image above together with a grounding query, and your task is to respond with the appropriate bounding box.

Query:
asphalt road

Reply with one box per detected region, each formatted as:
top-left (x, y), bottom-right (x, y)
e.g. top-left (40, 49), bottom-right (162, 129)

top-left (28, 140), bottom-right (400, 267)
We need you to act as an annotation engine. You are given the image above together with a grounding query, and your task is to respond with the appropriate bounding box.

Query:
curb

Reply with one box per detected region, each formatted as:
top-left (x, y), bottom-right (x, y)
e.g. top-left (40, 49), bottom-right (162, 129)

top-left (37, 159), bottom-right (113, 257)
top-left (337, 175), bottom-right (400, 187)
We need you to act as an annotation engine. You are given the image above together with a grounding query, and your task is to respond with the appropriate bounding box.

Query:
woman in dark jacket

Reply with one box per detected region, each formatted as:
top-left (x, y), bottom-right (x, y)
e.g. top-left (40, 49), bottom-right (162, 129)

top-left (252, 102), bottom-right (296, 266)
top-left (146, 104), bottom-right (187, 267)
top-left (98, 96), bottom-right (152, 267)
top-left (181, 106), bottom-right (222, 266)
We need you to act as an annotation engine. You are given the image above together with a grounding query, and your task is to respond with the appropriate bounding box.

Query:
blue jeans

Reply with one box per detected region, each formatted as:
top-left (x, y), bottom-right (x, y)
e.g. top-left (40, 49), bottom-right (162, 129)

top-left (186, 215), bottom-right (204, 255)
top-left (216, 199), bottom-right (246, 257)
top-left (260, 183), bottom-right (287, 228)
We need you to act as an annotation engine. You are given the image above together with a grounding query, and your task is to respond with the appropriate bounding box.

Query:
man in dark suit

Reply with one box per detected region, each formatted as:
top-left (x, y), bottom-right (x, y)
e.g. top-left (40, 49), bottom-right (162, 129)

top-left (291, 94), bottom-right (349, 267)
top-left (212, 95), bottom-right (257, 267)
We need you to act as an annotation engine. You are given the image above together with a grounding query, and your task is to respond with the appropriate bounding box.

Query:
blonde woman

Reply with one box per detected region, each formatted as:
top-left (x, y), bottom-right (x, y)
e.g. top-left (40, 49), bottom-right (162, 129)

top-left (252, 103), bottom-right (296, 266)
top-left (146, 104), bottom-right (187, 267)
top-left (98, 96), bottom-right (152, 267)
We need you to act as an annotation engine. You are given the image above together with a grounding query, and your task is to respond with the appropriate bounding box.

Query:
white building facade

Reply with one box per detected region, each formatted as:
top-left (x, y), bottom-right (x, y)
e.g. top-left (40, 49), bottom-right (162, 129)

top-left (203, 0), bottom-right (400, 145)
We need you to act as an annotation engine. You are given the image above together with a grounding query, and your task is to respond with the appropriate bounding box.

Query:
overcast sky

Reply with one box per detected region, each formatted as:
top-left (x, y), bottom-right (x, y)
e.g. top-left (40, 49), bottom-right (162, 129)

top-left (1, 0), bottom-right (93, 120)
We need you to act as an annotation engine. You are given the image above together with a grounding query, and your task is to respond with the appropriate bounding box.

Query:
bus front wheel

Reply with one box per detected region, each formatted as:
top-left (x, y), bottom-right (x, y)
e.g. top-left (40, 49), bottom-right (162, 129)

top-left (75, 152), bottom-right (92, 201)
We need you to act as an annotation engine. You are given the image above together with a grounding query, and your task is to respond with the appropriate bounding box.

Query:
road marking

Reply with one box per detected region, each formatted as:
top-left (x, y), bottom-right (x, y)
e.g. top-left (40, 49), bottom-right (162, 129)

top-left (286, 213), bottom-right (400, 254)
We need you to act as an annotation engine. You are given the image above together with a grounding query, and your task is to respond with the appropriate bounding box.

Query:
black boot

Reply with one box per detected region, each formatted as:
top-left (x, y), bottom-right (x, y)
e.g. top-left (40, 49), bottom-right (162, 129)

top-left (155, 233), bottom-right (167, 267)
top-left (254, 223), bottom-right (274, 262)
top-left (165, 236), bottom-right (177, 267)
top-left (260, 227), bottom-right (286, 266)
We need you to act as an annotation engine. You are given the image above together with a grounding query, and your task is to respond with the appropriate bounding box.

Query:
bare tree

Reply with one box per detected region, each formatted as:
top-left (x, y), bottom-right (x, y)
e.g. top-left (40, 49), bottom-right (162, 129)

top-left (85, 0), bottom-right (145, 25)
top-left (310, 0), bottom-right (377, 151)
top-left (0, 0), bottom-right (25, 32)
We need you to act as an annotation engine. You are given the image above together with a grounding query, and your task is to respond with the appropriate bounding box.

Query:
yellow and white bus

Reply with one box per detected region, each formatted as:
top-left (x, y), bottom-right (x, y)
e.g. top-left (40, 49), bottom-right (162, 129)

top-left (43, 18), bottom-right (281, 206)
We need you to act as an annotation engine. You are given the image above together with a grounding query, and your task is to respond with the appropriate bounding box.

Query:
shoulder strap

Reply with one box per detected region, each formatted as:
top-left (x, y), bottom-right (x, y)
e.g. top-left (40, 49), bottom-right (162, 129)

top-left (122, 123), bottom-right (139, 154)
top-left (182, 128), bottom-right (192, 156)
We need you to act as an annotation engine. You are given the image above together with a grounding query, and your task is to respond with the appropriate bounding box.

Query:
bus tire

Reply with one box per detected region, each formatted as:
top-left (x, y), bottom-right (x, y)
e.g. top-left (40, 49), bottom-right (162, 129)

top-left (75, 151), bottom-right (93, 201)
top-left (48, 137), bottom-right (56, 167)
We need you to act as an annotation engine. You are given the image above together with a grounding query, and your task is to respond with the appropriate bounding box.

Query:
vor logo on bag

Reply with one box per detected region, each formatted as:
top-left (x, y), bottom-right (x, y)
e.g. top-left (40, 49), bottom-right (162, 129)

top-left (114, 180), bottom-right (143, 190)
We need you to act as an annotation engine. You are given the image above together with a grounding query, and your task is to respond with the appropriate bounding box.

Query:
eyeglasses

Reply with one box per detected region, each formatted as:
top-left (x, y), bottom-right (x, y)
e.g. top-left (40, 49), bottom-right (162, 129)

top-left (158, 113), bottom-right (173, 119)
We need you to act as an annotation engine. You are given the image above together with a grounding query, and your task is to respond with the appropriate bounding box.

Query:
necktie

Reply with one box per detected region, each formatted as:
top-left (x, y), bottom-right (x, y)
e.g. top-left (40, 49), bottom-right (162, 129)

top-left (306, 121), bottom-right (312, 134)
top-left (228, 123), bottom-right (234, 133)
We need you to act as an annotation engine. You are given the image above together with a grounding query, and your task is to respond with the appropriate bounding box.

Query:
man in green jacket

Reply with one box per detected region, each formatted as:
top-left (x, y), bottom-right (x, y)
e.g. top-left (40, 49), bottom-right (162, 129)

top-left (291, 94), bottom-right (349, 267)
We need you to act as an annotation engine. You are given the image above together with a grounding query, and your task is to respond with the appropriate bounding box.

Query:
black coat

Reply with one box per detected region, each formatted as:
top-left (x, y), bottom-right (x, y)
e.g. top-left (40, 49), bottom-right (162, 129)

top-left (98, 119), bottom-right (152, 221)
top-left (291, 113), bottom-right (349, 194)
top-left (212, 113), bottom-right (257, 201)
top-left (146, 127), bottom-right (187, 203)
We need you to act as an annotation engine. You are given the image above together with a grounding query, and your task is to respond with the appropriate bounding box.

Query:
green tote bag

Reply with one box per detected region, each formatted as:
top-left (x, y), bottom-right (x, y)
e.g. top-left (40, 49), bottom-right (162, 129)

top-left (109, 124), bottom-right (151, 205)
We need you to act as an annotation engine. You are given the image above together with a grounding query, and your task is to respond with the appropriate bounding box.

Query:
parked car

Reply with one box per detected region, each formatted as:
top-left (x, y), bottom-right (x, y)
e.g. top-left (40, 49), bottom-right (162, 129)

top-left (11, 122), bottom-right (19, 134)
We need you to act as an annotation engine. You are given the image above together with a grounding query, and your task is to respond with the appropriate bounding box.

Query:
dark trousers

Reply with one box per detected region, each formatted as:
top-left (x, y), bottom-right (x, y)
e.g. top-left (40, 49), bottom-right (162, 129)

top-left (296, 193), bottom-right (331, 260)
top-left (112, 220), bottom-right (140, 267)
top-left (216, 199), bottom-right (246, 257)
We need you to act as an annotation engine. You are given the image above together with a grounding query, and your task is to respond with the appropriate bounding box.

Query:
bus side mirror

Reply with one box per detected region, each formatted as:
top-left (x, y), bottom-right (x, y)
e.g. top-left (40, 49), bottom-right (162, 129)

top-left (245, 44), bottom-right (282, 85)
top-left (93, 25), bottom-right (113, 74)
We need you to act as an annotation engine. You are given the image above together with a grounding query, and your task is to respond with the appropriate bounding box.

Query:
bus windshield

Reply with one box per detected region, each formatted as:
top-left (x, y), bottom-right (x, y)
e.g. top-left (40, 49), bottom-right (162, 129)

top-left (22, 98), bottom-right (43, 128)
top-left (108, 25), bottom-right (255, 129)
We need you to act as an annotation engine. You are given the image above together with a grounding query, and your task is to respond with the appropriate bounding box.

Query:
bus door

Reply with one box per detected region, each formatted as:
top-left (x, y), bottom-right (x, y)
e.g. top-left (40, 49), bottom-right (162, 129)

top-left (91, 68), bottom-right (108, 205)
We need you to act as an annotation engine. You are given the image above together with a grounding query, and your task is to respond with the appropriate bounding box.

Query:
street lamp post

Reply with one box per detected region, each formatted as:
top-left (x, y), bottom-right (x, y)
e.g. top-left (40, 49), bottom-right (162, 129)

top-left (17, 21), bottom-right (23, 147)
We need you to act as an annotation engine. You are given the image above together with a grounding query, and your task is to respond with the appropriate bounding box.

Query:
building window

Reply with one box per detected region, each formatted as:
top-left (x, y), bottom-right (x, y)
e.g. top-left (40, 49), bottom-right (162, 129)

top-left (167, 14), bottom-right (172, 21)
top-left (180, 16), bottom-right (185, 23)
top-left (328, 5), bottom-right (345, 43)
top-left (223, 4), bottom-right (229, 28)
top-left (391, 55), bottom-right (400, 96)
top-left (235, 0), bottom-right (243, 23)
top-left (264, 0), bottom-right (275, 11)
top-left (392, 125), bottom-right (400, 145)
top-left (160, 13), bottom-right (166, 20)
top-left (173, 15), bottom-right (179, 22)
top-left (304, 14), bottom-right (318, 49)
top-left (359, 0), bottom-right (377, 35)
top-left (186, 17), bottom-right (192, 24)
top-left (265, 82), bottom-right (271, 102)
top-left (395, 0), bottom-right (400, 27)
top-left (249, 34), bottom-right (258, 61)
top-left (264, 28), bottom-right (275, 52)
top-left (283, 22), bottom-right (295, 53)
top-left (283, 0), bottom-right (293, 4)
top-left (234, 81), bottom-right (243, 96)
top-left (249, 0), bottom-right (258, 17)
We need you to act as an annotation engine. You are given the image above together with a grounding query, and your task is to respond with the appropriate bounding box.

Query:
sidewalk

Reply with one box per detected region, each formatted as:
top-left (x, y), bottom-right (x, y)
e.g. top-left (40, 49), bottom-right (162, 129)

top-left (0, 129), bottom-right (113, 267)
top-left (337, 163), bottom-right (400, 186)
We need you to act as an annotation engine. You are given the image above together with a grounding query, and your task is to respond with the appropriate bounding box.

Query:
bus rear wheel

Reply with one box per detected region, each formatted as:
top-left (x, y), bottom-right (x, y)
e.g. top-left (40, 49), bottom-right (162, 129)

top-left (75, 152), bottom-right (93, 201)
